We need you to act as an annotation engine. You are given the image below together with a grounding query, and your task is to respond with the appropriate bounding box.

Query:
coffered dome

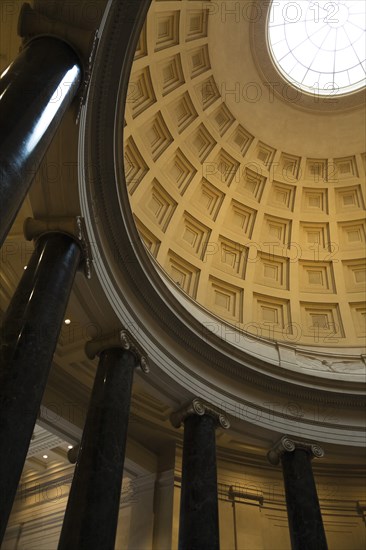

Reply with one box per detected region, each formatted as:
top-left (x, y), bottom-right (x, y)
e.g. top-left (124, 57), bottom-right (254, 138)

top-left (1, 2), bottom-right (365, 547)
top-left (122, 0), bottom-right (366, 349)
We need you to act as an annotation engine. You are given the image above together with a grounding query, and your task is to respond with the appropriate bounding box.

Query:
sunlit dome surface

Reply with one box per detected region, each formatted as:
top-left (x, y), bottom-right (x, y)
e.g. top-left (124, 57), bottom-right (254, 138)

top-left (268, 0), bottom-right (366, 96)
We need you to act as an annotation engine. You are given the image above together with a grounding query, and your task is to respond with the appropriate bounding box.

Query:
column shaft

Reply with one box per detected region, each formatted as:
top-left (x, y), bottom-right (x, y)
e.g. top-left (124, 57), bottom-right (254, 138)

top-left (0, 37), bottom-right (81, 246)
top-left (281, 449), bottom-right (328, 550)
top-left (58, 348), bottom-right (136, 550)
top-left (179, 414), bottom-right (220, 550)
top-left (0, 233), bottom-right (81, 542)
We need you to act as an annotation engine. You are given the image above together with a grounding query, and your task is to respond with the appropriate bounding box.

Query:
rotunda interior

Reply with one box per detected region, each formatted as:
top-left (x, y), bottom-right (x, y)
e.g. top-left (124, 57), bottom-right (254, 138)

top-left (0, 1), bottom-right (365, 549)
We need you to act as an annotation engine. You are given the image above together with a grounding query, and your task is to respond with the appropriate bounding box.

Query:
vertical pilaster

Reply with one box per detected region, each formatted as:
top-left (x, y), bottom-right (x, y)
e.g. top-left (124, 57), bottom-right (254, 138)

top-left (127, 473), bottom-right (156, 550)
top-left (171, 399), bottom-right (230, 550)
top-left (152, 469), bottom-right (177, 550)
top-left (268, 436), bottom-right (328, 550)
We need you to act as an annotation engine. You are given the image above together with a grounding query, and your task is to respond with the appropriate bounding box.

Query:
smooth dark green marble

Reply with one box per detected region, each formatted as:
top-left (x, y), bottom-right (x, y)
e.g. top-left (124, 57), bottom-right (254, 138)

top-left (282, 449), bottom-right (328, 550)
top-left (179, 414), bottom-right (220, 550)
top-left (58, 348), bottom-right (136, 550)
top-left (0, 38), bottom-right (81, 246)
top-left (0, 233), bottom-right (81, 542)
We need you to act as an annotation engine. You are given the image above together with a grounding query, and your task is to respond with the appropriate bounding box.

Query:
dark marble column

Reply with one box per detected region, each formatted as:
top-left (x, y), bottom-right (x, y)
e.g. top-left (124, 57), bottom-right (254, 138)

top-left (58, 331), bottom-right (149, 550)
top-left (0, 217), bottom-right (89, 542)
top-left (0, 1), bottom-right (99, 246)
top-left (171, 399), bottom-right (230, 550)
top-left (0, 37), bottom-right (81, 246)
top-left (268, 436), bottom-right (328, 550)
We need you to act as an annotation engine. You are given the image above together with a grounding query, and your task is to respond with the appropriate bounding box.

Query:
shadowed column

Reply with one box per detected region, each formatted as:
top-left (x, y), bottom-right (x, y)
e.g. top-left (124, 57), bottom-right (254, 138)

top-left (268, 435), bottom-right (328, 550)
top-left (171, 399), bottom-right (230, 550)
top-left (0, 2), bottom-right (98, 246)
top-left (0, 216), bottom-right (90, 542)
top-left (58, 330), bottom-right (149, 550)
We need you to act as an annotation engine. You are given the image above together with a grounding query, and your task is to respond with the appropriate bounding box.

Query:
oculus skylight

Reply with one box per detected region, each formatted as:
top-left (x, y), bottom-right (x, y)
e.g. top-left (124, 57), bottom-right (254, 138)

top-left (268, 0), bottom-right (366, 96)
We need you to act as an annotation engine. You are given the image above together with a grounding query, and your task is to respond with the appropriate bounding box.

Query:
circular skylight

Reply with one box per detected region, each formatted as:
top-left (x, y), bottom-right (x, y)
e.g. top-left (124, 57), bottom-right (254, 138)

top-left (268, 0), bottom-right (366, 96)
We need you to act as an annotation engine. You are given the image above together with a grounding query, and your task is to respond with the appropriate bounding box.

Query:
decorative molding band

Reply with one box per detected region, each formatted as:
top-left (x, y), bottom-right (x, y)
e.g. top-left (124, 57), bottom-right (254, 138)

top-left (228, 485), bottom-right (264, 506)
top-left (267, 435), bottom-right (325, 465)
top-left (84, 329), bottom-right (150, 374)
top-left (23, 216), bottom-right (93, 279)
top-left (170, 398), bottom-right (230, 430)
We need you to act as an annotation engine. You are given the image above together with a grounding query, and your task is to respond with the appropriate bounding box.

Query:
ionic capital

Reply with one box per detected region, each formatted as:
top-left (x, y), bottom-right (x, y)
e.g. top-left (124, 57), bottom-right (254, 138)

top-left (170, 398), bottom-right (230, 430)
top-left (23, 216), bottom-right (92, 279)
top-left (85, 329), bottom-right (149, 374)
top-left (267, 435), bottom-right (325, 465)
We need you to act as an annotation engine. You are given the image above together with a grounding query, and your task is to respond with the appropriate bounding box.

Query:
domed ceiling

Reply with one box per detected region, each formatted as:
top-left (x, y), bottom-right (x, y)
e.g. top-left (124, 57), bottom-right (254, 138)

top-left (123, 0), bottom-right (366, 348)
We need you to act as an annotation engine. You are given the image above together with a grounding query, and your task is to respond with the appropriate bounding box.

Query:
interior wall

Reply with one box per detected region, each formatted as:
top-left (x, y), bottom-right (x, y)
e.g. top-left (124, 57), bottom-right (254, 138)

top-left (2, 464), bottom-right (140, 550)
top-left (3, 441), bottom-right (366, 550)
top-left (214, 458), bottom-right (366, 550)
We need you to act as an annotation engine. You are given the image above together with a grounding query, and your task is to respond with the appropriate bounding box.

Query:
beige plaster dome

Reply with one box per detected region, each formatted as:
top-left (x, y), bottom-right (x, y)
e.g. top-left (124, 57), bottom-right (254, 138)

top-left (78, 0), bottom-right (365, 448)
top-left (122, 0), bottom-right (366, 350)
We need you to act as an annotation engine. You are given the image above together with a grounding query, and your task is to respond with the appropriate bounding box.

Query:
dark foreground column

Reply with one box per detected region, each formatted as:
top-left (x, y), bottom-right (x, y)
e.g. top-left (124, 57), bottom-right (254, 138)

top-left (58, 331), bottom-right (149, 550)
top-left (0, 2), bottom-right (98, 246)
top-left (171, 399), bottom-right (230, 550)
top-left (268, 436), bottom-right (328, 550)
top-left (0, 37), bottom-right (81, 246)
top-left (0, 217), bottom-right (89, 542)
